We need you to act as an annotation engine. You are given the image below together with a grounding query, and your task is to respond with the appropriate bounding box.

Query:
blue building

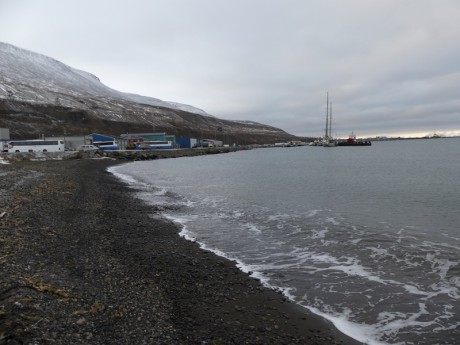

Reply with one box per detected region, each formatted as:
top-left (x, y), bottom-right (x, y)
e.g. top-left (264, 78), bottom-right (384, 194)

top-left (88, 133), bottom-right (121, 150)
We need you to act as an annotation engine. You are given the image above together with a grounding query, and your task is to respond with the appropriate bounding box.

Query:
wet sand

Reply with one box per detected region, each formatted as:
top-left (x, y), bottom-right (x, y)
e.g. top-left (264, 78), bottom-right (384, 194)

top-left (0, 158), bottom-right (361, 344)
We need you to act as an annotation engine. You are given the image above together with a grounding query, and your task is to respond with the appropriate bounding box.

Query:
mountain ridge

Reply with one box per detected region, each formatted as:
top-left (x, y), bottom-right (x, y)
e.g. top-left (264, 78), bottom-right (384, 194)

top-left (0, 42), bottom-right (299, 144)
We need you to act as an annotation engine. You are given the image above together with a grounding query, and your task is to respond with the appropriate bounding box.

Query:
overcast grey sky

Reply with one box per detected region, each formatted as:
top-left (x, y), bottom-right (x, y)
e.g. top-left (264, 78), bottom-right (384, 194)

top-left (1, 0), bottom-right (459, 137)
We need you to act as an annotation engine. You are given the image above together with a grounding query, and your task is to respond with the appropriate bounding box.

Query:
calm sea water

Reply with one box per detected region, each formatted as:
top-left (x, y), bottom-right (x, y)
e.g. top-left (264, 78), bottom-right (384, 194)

top-left (110, 138), bottom-right (460, 345)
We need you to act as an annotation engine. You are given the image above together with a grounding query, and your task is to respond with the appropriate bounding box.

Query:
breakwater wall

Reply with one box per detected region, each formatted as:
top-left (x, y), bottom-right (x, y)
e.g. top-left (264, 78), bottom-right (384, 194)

top-left (1, 147), bottom-right (246, 163)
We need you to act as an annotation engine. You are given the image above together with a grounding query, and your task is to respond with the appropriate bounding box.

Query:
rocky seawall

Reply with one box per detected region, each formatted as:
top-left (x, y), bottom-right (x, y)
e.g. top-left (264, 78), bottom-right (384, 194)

top-left (0, 147), bottom-right (244, 164)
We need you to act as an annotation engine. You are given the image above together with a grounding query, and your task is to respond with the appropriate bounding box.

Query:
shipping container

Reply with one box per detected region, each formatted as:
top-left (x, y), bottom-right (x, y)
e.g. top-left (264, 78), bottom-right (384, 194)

top-left (176, 137), bottom-right (197, 148)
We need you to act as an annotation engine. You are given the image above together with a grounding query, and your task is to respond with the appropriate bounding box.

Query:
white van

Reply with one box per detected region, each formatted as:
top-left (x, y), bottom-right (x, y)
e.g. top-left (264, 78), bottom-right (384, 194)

top-left (77, 145), bottom-right (99, 151)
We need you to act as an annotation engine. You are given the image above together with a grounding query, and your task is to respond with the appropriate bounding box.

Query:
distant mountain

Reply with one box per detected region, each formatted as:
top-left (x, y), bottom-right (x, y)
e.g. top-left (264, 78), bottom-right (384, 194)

top-left (0, 42), bottom-right (298, 144)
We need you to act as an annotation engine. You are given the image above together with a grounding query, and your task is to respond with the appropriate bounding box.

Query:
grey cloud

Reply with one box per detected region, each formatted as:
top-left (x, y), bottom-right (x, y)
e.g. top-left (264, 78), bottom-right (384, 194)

top-left (1, 0), bottom-right (459, 137)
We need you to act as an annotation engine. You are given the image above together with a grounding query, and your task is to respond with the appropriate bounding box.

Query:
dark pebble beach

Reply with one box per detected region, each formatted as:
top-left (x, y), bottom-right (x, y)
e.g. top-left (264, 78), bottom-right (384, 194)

top-left (0, 158), bottom-right (361, 344)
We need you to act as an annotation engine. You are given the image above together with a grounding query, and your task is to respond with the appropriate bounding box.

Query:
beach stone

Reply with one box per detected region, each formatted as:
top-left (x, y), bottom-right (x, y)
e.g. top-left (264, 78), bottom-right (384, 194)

top-left (76, 318), bottom-right (86, 325)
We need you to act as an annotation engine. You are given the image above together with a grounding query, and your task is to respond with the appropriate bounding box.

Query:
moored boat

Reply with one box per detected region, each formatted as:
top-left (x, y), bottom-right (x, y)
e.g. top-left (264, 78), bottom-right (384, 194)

top-left (336, 132), bottom-right (372, 146)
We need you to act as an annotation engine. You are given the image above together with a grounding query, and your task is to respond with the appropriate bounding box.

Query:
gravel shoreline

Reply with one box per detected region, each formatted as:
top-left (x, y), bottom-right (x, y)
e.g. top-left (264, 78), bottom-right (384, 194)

top-left (1, 158), bottom-right (361, 344)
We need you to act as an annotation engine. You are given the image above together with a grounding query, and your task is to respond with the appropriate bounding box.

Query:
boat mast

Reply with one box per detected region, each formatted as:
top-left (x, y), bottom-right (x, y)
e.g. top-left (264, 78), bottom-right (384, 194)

top-left (325, 92), bottom-right (329, 139)
top-left (329, 102), bottom-right (332, 138)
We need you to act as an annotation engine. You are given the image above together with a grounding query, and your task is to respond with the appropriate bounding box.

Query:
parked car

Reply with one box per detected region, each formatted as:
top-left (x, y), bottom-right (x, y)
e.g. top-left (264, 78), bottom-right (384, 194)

top-left (77, 144), bottom-right (99, 151)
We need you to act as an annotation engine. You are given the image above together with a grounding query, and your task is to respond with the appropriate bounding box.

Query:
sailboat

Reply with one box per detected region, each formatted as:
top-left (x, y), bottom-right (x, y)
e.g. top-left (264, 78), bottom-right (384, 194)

top-left (322, 92), bottom-right (336, 147)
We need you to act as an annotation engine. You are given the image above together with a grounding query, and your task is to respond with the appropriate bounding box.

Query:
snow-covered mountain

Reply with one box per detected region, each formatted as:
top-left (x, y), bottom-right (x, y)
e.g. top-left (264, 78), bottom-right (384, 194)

top-left (0, 42), bottom-right (209, 116)
top-left (0, 42), bottom-right (296, 143)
